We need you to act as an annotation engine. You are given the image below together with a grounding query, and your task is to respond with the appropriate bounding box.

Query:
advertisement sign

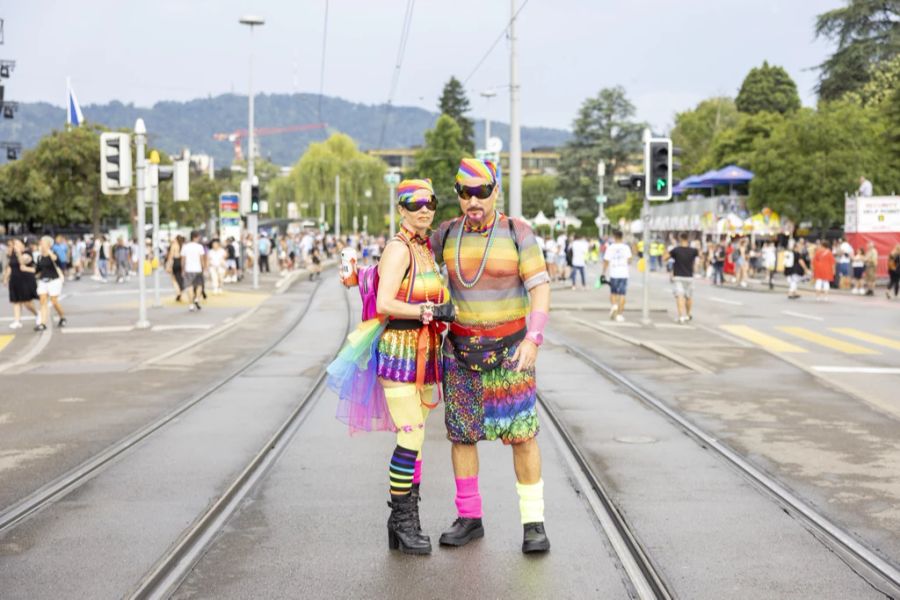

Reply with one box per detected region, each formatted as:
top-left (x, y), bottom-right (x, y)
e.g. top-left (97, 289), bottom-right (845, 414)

top-left (856, 196), bottom-right (900, 233)
top-left (219, 192), bottom-right (242, 241)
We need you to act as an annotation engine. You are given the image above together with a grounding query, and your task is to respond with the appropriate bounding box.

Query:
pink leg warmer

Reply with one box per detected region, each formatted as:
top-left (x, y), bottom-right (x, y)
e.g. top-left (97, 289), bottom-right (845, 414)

top-left (455, 476), bottom-right (483, 519)
top-left (413, 459), bottom-right (423, 485)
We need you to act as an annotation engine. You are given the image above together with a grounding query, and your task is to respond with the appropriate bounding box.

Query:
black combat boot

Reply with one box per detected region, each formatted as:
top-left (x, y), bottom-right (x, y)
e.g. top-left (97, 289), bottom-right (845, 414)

top-left (410, 483), bottom-right (423, 532)
top-left (439, 517), bottom-right (484, 547)
top-left (387, 495), bottom-right (432, 555)
top-left (522, 522), bottom-right (550, 553)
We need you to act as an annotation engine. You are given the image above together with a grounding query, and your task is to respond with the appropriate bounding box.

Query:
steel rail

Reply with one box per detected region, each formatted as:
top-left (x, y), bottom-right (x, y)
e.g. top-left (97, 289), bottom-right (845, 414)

top-left (537, 390), bottom-right (673, 600)
top-left (555, 336), bottom-right (900, 598)
top-left (129, 285), bottom-right (352, 599)
top-left (0, 274), bottom-right (326, 535)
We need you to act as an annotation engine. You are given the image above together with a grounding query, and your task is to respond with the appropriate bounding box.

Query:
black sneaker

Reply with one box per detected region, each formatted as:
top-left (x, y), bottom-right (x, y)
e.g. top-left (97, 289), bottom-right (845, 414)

top-left (522, 522), bottom-right (550, 554)
top-left (439, 517), bottom-right (484, 547)
top-left (58, 318), bottom-right (67, 328)
top-left (194, 301), bottom-right (202, 311)
top-left (34, 323), bottom-right (47, 332)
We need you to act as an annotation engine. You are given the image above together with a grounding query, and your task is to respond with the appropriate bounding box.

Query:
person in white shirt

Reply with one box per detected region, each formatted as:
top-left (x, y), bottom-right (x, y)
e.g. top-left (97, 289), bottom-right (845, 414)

top-left (569, 235), bottom-right (590, 290)
top-left (858, 176), bottom-right (873, 197)
top-left (180, 231), bottom-right (207, 311)
top-left (543, 238), bottom-right (559, 281)
top-left (602, 230), bottom-right (633, 321)
top-left (207, 239), bottom-right (227, 294)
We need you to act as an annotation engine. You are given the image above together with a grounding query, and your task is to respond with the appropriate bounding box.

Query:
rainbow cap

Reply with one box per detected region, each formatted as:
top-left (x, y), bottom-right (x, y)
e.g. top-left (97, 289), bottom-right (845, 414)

top-left (396, 179), bottom-right (435, 204)
top-left (456, 157), bottom-right (500, 188)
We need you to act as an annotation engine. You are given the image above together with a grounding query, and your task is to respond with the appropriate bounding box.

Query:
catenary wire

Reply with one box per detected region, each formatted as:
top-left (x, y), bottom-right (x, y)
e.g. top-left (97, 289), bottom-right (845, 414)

top-left (317, 0), bottom-right (329, 125)
top-left (377, 0), bottom-right (416, 149)
top-left (462, 0), bottom-right (531, 85)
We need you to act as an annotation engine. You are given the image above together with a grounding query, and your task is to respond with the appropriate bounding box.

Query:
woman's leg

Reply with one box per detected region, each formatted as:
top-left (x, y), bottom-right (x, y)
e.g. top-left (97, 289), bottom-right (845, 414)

top-left (383, 383), bottom-right (427, 497)
top-left (38, 294), bottom-right (49, 326)
top-left (12, 303), bottom-right (21, 323)
top-left (50, 296), bottom-right (65, 318)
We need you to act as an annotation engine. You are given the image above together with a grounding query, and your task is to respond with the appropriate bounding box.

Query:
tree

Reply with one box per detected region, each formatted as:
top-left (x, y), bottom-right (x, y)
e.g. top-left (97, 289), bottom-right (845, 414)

top-left (413, 114), bottom-right (467, 224)
top-left (735, 61), bottom-right (801, 115)
top-left (750, 101), bottom-right (897, 228)
top-left (438, 76), bottom-right (475, 153)
top-left (558, 86), bottom-right (644, 218)
top-left (845, 53), bottom-right (900, 106)
top-left (671, 97), bottom-right (740, 175)
top-left (704, 111), bottom-right (784, 172)
top-left (815, 0), bottom-right (900, 101)
top-left (521, 175), bottom-right (558, 219)
top-left (288, 133), bottom-right (388, 234)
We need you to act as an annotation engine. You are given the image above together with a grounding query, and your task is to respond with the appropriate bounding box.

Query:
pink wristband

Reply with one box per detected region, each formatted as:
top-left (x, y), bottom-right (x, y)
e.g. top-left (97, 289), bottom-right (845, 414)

top-left (527, 310), bottom-right (548, 345)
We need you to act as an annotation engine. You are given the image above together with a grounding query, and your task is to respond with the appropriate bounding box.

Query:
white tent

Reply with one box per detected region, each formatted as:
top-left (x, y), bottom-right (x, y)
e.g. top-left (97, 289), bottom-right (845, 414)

top-left (531, 211), bottom-right (551, 226)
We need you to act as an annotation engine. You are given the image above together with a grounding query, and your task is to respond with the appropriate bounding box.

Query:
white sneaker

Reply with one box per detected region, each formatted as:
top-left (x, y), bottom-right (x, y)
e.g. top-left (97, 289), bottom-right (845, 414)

top-left (615, 314), bottom-right (625, 323)
top-left (609, 306), bottom-right (618, 320)
top-left (9, 321), bottom-right (22, 329)
top-left (189, 304), bottom-right (196, 312)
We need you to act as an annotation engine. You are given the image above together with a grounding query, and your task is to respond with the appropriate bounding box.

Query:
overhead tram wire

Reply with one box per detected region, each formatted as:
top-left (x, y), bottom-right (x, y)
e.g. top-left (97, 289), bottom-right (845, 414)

top-left (377, 0), bottom-right (416, 150)
top-left (462, 0), bottom-right (531, 86)
top-left (317, 0), bottom-right (329, 128)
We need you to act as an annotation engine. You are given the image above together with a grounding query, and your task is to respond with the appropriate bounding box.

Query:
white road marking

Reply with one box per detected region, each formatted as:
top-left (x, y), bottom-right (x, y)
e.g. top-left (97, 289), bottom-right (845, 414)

top-left (710, 297), bottom-right (743, 306)
top-left (812, 366), bottom-right (900, 375)
top-left (0, 326), bottom-right (52, 374)
top-left (60, 326), bottom-right (135, 334)
top-left (782, 310), bottom-right (824, 322)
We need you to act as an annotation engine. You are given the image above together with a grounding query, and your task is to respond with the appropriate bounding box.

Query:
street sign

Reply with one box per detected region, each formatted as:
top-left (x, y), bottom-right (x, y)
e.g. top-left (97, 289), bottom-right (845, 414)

top-left (596, 195), bottom-right (607, 205)
top-left (384, 172), bottom-right (401, 186)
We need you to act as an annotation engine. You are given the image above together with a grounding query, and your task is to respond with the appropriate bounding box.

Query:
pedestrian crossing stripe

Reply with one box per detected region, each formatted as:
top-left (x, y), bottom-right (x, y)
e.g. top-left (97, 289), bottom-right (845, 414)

top-left (777, 327), bottom-right (879, 355)
top-left (720, 325), bottom-right (807, 353)
top-left (830, 328), bottom-right (900, 352)
top-left (0, 334), bottom-right (13, 354)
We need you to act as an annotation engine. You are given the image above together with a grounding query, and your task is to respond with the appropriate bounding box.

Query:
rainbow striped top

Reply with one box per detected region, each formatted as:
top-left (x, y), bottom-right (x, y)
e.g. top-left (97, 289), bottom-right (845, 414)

top-left (396, 267), bottom-right (448, 305)
top-left (431, 213), bottom-right (549, 326)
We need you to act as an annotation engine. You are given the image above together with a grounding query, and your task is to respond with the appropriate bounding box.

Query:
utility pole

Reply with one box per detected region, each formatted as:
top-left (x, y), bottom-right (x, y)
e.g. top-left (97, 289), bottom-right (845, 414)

top-left (240, 15), bottom-right (264, 290)
top-left (148, 153), bottom-right (161, 307)
top-left (385, 171), bottom-right (400, 238)
top-left (480, 89), bottom-right (497, 148)
top-left (134, 118), bottom-right (150, 329)
top-left (597, 161), bottom-right (607, 239)
top-left (508, 0), bottom-right (522, 218)
top-left (335, 174), bottom-right (341, 239)
top-left (641, 128), bottom-right (652, 327)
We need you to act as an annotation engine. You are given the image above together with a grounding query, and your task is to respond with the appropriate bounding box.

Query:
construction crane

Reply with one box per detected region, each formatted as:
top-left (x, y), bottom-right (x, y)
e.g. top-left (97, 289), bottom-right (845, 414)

top-left (213, 123), bottom-right (327, 163)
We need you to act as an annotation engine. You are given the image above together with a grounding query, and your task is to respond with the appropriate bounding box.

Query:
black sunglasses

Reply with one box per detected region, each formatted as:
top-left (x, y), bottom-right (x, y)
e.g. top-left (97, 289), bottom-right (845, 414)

top-left (455, 182), bottom-right (495, 200)
top-left (400, 196), bottom-right (438, 212)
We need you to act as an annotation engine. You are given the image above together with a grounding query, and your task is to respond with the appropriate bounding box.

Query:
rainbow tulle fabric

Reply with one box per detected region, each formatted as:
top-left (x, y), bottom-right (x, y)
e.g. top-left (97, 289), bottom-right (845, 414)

top-left (327, 317), bottom-right (397, 434)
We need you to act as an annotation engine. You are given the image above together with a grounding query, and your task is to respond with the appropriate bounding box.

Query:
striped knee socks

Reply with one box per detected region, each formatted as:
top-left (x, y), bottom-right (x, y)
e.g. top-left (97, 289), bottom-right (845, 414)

top-left (389, 445), bottom-right (418, 496)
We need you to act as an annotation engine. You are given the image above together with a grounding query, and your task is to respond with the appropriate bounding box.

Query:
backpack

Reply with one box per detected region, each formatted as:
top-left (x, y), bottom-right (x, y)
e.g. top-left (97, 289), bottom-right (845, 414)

top-left (356, 237), bottom-right (416, 322)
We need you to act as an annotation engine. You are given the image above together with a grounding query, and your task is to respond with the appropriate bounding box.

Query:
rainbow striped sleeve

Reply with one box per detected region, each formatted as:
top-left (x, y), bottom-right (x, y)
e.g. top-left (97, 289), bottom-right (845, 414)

top-left (511, 218), bottom-right (550, 290)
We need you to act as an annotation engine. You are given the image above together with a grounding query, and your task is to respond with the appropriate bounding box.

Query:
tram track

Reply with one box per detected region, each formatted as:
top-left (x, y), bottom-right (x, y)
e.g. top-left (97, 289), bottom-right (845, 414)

top-left (551, 334), bottom-right (900, 598)
top-left (0, 274), bottom-right (328, 536)
top-left (128, 286), bottom-right (352, 600)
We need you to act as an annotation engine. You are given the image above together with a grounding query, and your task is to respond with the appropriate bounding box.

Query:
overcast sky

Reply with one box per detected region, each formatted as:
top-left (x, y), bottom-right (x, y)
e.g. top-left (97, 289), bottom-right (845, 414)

top-left (3, 0), bottom-right (838, 133)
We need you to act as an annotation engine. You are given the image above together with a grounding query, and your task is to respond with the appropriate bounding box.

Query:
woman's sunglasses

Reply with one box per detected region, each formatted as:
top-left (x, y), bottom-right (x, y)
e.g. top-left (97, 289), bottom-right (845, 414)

top-left (400, 196), bottom-right (438, 212)
top-left (455, 182), bottom-right (495, 200)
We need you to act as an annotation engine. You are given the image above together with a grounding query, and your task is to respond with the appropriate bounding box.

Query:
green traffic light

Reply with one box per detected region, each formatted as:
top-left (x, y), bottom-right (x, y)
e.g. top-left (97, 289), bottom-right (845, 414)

top-left (656, 178), bottom-right (666, 191)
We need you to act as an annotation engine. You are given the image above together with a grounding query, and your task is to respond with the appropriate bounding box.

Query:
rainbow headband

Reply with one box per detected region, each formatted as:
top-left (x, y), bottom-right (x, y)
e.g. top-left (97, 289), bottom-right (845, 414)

top-left (456, 158), bottom-right (500, 188)
top-left (396, 179), bottom-right (434, 204)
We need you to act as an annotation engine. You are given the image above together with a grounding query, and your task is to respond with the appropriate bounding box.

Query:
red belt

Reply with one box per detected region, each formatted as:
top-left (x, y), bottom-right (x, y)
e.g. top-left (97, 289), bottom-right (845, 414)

top-left (450, 317), bottom-right (526, 338)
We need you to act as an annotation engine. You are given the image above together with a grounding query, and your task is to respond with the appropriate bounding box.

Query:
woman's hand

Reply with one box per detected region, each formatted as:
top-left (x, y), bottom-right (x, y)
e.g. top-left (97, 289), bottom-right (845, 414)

top-left (419, 301), bottom-right (434, 324)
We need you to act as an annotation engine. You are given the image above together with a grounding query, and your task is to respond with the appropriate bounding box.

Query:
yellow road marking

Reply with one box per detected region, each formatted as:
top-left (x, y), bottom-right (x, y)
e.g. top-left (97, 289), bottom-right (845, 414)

top-left (0, 334), bottom-right (13, 353)
top-left (720, 325), bottom-right (807, 353)
top-left (830, 328), bottom-right (900, 352)
top-left (778, 327), bottom-right (878, 355)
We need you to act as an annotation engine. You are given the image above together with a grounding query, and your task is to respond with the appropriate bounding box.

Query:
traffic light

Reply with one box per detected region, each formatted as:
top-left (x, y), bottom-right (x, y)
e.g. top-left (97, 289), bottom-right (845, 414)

top-left (100, 132), bottom-right (132, 195)
top-left (250, 184), bottom-right (260, 214)
top-left (645, 138), bottom-right (672, 201)
top-left (616, 174), bottom-right (645, 193)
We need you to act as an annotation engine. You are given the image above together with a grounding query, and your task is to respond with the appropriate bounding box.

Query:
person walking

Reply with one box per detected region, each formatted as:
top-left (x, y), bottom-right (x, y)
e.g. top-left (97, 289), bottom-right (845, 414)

top-left (2, 238), bottom-right (39, 329)
top-left (602, 230), bottom-right (632, 322)
top-left (52, 235), bottom-right (70, 280)
top-left (34, 236), bottom-right (67, 331)
top-left (431, 158), bottom-right (552, 554)
top-left (569, 234), bottom-right (589, 290)
top-left (113, 237), bottom-right (131, 283)
top-left (762, 241), bottom-right (777, 290)
top-left (836, 239), bottom-right (852, 290)
top-left (180, 231), bottom-right (206, 312)
top-left (864, 242), bottom-right (878, 296)
top-left (712, 243), bottom-right (726, 286)
top-left (258, 232), bottom-right (271, 273)
top-left (812, 240), bottom-right (835, 302)
top-left (784, 239), bottom-right (809, 299)
top-left (851, 247), bottom-right (866, 295)
top-left (207, 239), bottom-right (227, 295)
top-left (665, 232), bottom-right (699, 323)
top-left (887, 244), bottom-right (900, 299)
top-left (165, 235), bottom-right (185, 301)
top-left (327, 179), bottom-right (452, 556)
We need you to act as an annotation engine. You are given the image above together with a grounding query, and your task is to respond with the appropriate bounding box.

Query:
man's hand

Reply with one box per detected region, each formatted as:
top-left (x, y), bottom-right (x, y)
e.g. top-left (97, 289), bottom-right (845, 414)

top-left (511, 339), bottom-right (539, 372)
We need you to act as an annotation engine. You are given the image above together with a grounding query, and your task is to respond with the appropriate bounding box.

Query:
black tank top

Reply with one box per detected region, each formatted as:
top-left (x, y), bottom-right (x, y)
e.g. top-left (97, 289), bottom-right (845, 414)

top-left (36, 255), bottom-right (59, 280)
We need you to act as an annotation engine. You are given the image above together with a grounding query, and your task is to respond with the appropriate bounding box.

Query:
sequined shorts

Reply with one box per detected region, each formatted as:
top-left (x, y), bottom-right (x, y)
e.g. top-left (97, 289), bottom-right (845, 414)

top-left (442, 340), bottom-right (538, 445)
top-left (376, 328), bottom-right (440, 384)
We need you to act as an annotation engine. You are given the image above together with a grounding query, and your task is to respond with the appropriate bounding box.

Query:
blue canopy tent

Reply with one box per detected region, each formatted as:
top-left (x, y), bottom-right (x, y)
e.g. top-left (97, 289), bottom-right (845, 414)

top-left (673, 174), bottom-right (715, 195)
top-left (704, 165), bottom-right (754, 186)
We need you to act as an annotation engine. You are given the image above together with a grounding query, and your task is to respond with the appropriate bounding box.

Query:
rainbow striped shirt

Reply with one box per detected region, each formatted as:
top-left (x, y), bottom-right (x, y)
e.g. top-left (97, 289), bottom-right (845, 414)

top-left (431, 213), bottom-right (549, 327)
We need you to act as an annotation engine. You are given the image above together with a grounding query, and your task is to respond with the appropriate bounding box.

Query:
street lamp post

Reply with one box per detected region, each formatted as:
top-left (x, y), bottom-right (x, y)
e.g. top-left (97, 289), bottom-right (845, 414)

top-left (134, 118), bottom-right (150, 329)
top-left (240, 14), bottom-right (264, 290)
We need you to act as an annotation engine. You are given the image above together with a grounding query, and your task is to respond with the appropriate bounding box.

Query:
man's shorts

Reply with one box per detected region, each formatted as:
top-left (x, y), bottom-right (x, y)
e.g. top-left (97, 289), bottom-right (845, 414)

top-left (609, 277), bottom-right (628, 295)
top-left (443, 340), bottom-right (539, 446)
top-left (186, 272), bottom-right (204, 288)
top-left (672, 276), bottom-right (694, 298)
top-left (37, 278), bottom-right (63, 297)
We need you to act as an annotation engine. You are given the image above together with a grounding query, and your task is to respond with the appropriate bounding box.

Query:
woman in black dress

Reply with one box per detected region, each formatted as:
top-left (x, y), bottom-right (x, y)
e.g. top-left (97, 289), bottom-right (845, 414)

top-left (2, 238), bottom-right (39, 329)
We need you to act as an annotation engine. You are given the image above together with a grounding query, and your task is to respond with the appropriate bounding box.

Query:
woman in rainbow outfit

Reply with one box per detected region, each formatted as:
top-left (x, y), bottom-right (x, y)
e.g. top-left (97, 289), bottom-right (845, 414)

top-left (327, 179), bottom-right (451, 555)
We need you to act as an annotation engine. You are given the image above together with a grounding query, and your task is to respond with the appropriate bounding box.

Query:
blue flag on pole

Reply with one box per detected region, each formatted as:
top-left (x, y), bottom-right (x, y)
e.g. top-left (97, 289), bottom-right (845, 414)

top-left (66, 77), bottom-right (84, 127)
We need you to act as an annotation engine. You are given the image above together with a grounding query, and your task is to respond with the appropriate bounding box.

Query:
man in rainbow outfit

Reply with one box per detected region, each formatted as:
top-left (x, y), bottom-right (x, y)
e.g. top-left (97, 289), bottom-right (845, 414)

top-left (431, 158), bottom-right (552, 553)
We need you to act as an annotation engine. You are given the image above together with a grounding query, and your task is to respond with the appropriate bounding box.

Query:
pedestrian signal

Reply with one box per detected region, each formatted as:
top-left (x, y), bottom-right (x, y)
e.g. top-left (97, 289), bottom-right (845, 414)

top-left (250, 184), bottom-right (260, 214)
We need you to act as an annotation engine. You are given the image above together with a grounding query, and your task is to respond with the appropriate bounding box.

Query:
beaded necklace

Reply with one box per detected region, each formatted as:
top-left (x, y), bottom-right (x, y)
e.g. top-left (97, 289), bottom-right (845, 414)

top-left (398, 225), bottom-right (442, 303)
top-left (454, 210), bottom-right (499, 289)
